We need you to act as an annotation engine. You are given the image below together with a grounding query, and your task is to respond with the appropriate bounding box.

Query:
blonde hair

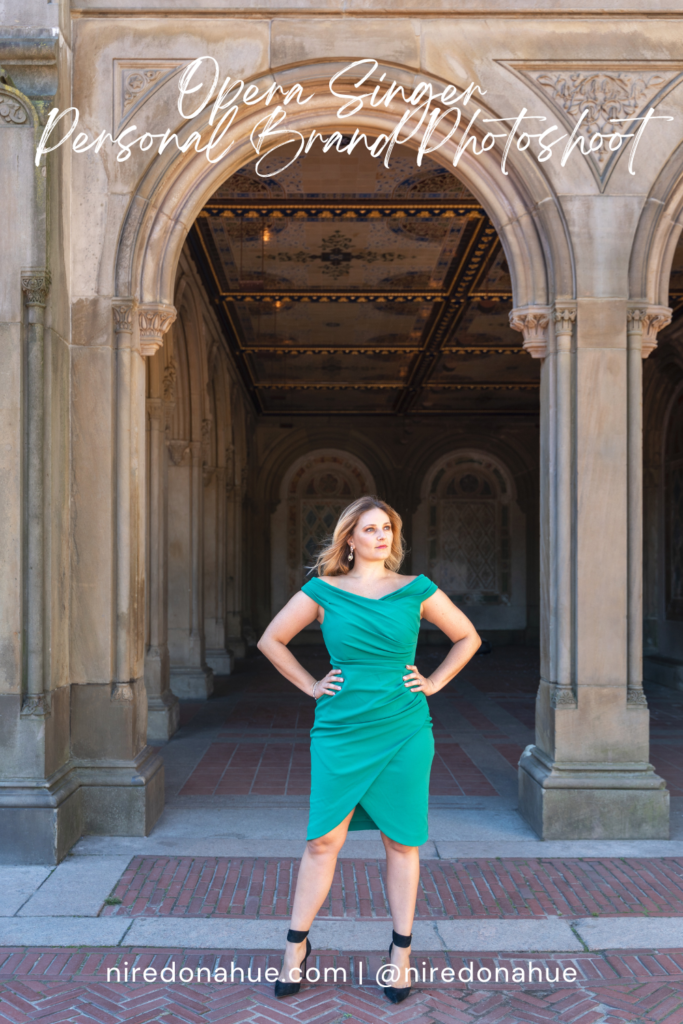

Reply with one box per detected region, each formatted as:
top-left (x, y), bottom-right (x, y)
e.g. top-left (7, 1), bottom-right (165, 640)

top-left (311, 496), bottom-right (406, 577)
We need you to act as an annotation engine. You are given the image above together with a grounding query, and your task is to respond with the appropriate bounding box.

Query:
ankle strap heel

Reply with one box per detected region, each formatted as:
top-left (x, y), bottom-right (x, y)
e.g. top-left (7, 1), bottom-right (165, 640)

top-left (287, 928), bottom-right (309, 943)
top-left (391, 930), bottom-right (412, 948)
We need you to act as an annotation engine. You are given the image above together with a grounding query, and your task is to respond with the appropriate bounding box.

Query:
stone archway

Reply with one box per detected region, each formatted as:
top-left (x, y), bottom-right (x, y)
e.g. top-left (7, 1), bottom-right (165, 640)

top-left (109, 57), bottom-right (674, 841)
top-left (271, 449), bottom-right (377, 618)
top-left (413, 449), bottom-right (527, 642)
top-left (114, 60), bottom-right (573, 313)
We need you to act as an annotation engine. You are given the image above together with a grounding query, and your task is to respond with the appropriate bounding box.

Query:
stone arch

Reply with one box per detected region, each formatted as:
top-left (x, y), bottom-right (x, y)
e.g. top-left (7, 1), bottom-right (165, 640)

top-left (114, 59), bottom-right (575, 317)
top-left (271, 448), bottom-right (377, 615)
top-left (413, 448), bottom-right (527, 637)
top-left (630, 139), bottom-right (683, 307)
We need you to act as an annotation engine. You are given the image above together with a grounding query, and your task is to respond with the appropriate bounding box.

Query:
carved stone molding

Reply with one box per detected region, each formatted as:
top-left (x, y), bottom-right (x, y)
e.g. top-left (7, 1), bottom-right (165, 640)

top-left (146, 398), bottom-right (163, 422)
top-left (167, 439), bottom-right (190, 466)
top-left (509, 306), bottom-right (551, 359)
top-left (162, 357), bottom-right (177, 401)
top-left (112, 301), bottom-right (135, 335)
top-left (627, 305), bottom-right (672, 359)
top-left (627, 685), bottom-right (649, 708)
top-left (501, 62), bottom-right (683, 190)
top-left (21, 271), bottom-right (50, 308)
top-left (138, 304), bottom-right (177, 358)
top-left (21, 693), bottom-right (51, 717)
top-left (111, 682), bottom-right (134, 702)
top-left (553, 304), bottom-right (577, 358)
top-left (551, 683), bottom-right (578, 710)
top-left (0, 89), bottom-right (29, 125)
top-left (113, 59), bottom-right (187, 135)
top-left (553, 304), bottom-right (577, 336)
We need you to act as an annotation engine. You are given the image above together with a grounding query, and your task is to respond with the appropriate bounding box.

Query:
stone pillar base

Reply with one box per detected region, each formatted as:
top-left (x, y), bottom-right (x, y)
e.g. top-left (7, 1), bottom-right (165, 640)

top-left (170, 665), bottom-right (214, 699)
top-left (0, 769), bottom-right (82, 864)
top-left (147, 692), bottom-right (180, 744)
top-left (0, 747), bottom-right (164, 862)
top-left (519, 746), bottom-right (670, 840)
top-left (205, 648), bottom-right (234, 675)
top-left (78, 746), bottom-right (165, 836)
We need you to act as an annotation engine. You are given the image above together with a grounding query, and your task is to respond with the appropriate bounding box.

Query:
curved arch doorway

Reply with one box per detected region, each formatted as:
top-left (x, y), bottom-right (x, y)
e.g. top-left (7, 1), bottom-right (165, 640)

top-left (140, 127), bottom-right (547, 860)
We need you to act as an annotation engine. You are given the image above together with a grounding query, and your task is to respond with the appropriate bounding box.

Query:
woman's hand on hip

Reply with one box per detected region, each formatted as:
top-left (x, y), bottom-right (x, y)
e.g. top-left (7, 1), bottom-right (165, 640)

top-left (311, 668), bottom-right (343, 700)
top-left (403, 664), bottom-right (438, 696)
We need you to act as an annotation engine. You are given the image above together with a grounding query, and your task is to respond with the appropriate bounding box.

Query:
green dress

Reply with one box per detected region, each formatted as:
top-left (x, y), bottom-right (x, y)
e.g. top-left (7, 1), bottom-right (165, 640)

top-left (301, 574), bottom-right (439, 846)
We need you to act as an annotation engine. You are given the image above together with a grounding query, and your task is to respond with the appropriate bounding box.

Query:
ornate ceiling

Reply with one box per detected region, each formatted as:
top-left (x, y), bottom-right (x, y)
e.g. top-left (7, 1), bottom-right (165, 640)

top-left (189, 147), bottom-right (539, 416)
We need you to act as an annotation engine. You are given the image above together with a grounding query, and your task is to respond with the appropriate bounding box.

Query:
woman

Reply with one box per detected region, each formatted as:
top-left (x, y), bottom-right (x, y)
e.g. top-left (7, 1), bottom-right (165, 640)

top-left (257, 496), bottom-right (480, 1002)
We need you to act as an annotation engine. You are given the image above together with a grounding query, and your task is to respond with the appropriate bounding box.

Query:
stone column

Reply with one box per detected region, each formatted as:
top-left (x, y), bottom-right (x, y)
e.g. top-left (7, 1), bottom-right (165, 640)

top-left (204, 463), bottom-right (234, 675)
top-left (225, 447), bottom-right (246, 657)
top-left (21, 271), bottom-right (50, 716)
top-left (144, 377), bottom-right (180, 743)
top-left (511, 301), bottom-right (670, 839)
top-left (168, 437), bottom-right (214, 699)
top-left (626, 306), bottom-right (672, 703)
top-left (69, 302), bottom-right (172, 838)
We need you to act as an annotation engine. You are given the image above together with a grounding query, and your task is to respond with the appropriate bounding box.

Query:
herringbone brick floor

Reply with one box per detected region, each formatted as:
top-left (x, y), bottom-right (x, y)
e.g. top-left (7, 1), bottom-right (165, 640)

top-left (2, 948), bottom-right (683, 1023)
top-left (100, 856), bottom-right (683, 919)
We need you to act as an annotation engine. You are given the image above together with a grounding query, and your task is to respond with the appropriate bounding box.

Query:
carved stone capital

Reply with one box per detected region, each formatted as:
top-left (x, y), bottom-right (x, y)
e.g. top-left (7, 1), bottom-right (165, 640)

top-left (167, 439), bottom-right (190, 466)
top-left (112, 300), bottom-right (135, 335)
top-left (509, 305), bottom-right (551, 359)
top-left (627, 304), bottom-right (672, 359)
top-left (21, 271), bottom-right (50, 308)
top-left (138, 304), bottom-right (177, 357)
top-left (553, 304), bottom-right (577, 334)
top-left (146, 398), bottom-right (163, 422)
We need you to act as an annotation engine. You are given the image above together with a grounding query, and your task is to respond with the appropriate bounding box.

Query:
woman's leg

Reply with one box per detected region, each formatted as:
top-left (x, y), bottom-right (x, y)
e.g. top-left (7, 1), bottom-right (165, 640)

top-left (280, 808), bottom-right (354, 982)
top-left (381, 832), bottom-right (420, 986)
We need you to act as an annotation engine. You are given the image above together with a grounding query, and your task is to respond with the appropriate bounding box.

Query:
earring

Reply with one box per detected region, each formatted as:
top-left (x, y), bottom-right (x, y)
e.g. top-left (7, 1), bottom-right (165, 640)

top-left (348, 549), bottom-right (354, 561)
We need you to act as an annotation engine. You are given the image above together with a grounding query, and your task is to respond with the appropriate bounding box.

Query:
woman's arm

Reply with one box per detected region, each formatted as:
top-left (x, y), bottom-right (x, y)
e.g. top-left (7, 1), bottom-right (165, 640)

top-left (402, 589), bottom-right (481, 696)
top-left (257, 592), bottom-right (343, 699)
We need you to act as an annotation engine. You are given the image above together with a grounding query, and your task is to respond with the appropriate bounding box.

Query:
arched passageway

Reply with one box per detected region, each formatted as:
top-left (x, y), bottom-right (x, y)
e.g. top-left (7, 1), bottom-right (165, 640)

top-left (139, 136), bottom-right (547, 845)
top-left (123, 62), bottom-right (679, 847)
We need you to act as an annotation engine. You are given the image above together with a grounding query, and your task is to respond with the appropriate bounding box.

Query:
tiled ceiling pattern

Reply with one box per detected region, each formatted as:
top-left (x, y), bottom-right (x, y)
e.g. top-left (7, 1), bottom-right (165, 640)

top-left (189, 147), bottom-right (539, 415)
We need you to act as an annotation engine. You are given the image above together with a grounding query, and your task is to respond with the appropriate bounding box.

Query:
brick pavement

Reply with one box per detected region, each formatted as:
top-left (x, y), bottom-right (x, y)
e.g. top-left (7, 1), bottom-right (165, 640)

top-left (99, 856), bottom-right (683, 920)
top-left (179, 741), bottom-right (498, 797)
top-left (177, 647), bottom-right (683, 799)
top-left (2, 947), bottom-right (683, 1024)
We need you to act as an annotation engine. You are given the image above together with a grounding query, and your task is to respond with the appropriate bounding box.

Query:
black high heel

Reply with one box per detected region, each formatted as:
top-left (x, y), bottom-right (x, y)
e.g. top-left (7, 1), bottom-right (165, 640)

top-left (383, 929), bottom-right (412, 1004)
top-left (274, 928), bottom-right (311, 998)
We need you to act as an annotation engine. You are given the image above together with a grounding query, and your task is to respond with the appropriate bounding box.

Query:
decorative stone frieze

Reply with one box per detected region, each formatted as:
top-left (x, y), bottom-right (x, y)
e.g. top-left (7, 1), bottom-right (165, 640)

top-left (503, 63), bottom-right (683, 189)
top-left (0, 91), bottom-right (28, 124)
top-left (508, 306), bottom-right (551, 358)
top-left (138, 304), bottom-right (177, 357)
top-left (21, 271), bottom-right (50, 307)
top-left (626, 305), bottom-right (672, 359)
